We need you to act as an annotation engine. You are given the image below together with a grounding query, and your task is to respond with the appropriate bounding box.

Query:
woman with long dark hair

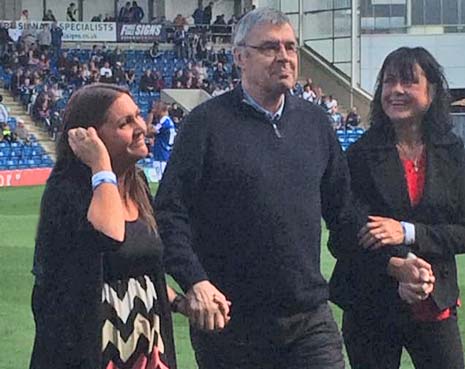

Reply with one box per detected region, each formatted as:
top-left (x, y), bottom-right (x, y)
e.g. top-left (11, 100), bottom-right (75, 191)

top-left (30, 84), bottom-right (186, 369)
top-left (330, 47), bottom-right (465, 369)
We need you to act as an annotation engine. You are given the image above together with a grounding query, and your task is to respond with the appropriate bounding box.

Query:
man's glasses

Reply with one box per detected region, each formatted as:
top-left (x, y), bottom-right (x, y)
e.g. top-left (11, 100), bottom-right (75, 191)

top-left (240, 41), bottom-right (298, 57)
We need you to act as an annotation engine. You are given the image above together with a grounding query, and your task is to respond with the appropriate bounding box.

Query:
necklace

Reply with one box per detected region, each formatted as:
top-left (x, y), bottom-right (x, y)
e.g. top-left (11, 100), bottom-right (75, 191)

top-left (396, 143), bottom-right (425, 172)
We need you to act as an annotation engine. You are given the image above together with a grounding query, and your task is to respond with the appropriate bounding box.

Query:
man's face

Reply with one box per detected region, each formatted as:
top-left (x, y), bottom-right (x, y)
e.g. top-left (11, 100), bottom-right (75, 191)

top-left (234, 22), bottom-right (298, 96)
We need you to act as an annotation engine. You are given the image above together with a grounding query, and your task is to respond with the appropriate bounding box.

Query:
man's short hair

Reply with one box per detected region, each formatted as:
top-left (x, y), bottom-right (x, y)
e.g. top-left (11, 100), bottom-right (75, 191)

top-left (233, 8), bottom-right (291, 47)
top-left (0, 95), bottom-right (3, 102)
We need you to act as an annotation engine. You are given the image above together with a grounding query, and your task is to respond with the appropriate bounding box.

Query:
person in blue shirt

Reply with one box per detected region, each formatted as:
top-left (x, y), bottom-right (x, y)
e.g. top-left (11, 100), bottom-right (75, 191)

top-left (147, 101), bottom-right (177, 178)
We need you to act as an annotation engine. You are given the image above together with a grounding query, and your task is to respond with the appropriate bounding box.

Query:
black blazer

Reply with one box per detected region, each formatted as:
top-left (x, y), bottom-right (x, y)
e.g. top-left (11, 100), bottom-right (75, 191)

top-left (330, 122), bottom-right (465, 313)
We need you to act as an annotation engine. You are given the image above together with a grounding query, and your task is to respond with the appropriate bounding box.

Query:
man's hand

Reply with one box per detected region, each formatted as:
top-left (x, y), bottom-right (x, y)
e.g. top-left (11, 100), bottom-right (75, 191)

top-left (185, 280), bottom-right (232, 331)
top-left (358, 216), bottom-right (405, 250)
top-left (388, 256), bottom-right (435, 303)
top-left (387, 256), bottom-right (434, 284)
top-left (398, 267), bottom-right (435, 304)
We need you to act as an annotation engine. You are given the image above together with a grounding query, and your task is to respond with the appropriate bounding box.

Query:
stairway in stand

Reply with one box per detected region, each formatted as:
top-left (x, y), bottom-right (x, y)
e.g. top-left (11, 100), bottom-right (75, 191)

top-left (0, 87), bottom-right (56, 161)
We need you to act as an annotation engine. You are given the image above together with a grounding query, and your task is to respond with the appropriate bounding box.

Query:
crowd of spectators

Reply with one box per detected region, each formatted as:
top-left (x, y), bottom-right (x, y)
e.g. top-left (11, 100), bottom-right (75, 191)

top-left (291, 78), bottom-right (361, 130)
top-left (0, 16), bottom-right (241, 142)
top-left (0, 4), bottom-right (360, 146)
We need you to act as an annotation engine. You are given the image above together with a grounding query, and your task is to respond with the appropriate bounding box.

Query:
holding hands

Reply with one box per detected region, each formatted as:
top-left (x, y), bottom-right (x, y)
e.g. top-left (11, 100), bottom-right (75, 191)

top-left (388, 255), bottom-right (435, 304)
top-left (185, 280), bottom-right (231, 331)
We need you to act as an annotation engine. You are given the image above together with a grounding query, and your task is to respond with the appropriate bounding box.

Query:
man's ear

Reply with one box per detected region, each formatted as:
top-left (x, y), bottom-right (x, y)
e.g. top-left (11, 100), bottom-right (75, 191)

top-left (233, 47), bottom-right (244, 69)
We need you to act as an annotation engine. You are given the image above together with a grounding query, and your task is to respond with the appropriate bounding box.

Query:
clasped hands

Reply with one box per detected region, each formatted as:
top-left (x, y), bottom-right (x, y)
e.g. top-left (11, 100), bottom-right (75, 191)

top-left (184, 280), bottom-right (231, 331)
top-left (358, 215), bottom-right (435, 304)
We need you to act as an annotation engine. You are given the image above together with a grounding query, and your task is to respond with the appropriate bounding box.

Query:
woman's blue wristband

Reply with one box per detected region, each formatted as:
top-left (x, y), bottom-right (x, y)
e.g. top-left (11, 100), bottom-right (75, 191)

top-left (91, 171), bottom-right (117, 191)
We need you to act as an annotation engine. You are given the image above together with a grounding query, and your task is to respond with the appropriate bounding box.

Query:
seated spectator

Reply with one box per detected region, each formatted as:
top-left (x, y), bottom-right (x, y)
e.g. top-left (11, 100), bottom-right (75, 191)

top-left (15, 119), bottom-right (30, 143)
top-left (0, 95), bottom-right (8, 124)
top-left (153, 71), bottom-right (165, 92)
top-left (172, 69), bottom-right (184, 88)
top-left (32, 92), bottom-right (51, 131)
top-left (89, 70), bottom-right (100, 84)
top-left (49, 111), bottom-right (62, 141)
top-left (345, 106), bottom-right (361, 128)
top-left (99, 61), bottom-right (113, 78)
top-left (124, 68), bottom-right (136, 86)
top-left (88, 60), bottom-right (99, 74)
top-left (326, 95), bottom-right (338, 110)
top-left (1, 123), bottom-right (12, 142)
top-left (48, 83), bottom-right (63, 103)
top-left (302, 84), bottom-right (316, 103)
top-left (192, 60), bottom-right (208, 82)
top-left (27, 49), bottom-right (40, 66)
top-left (43, 9), bottom-right (57, 21)
top-left (183, 71), bottom-right (198, 89)
top-left (291, 81), bottom-right (303, 98)
top-left (321, 95), bottom-right (331, 113)
top-left (91, 14), bottom-right (103, 22)
top-left (147, 41), bottom-right (161, 60)
top-left (314, 85), bottom-right (323, 105)
top-left (213, 62), bottom-right (228, 84)
top-left (216, 48), bottom-right (228, 65)
top-left (66, 64), bottom-right (81, 84)
top-left (113, 62), bottom-right (125, 85)
top-left (110, 47), bottom-right (125, 66)
top-left (57, 51), bottom-right (71, 74)
top-left (99, 71), bottom-right (113, 84)
top-left (330, 106), bottom-right (344, 130)
top-left (80, 63), bottom-right (91, 79)
top-left (37, 54), bottom-right (50, 74)
top-left (139, 69), bottom-right (156, 92)
top-left (20, 78), bottom-right (34, 106)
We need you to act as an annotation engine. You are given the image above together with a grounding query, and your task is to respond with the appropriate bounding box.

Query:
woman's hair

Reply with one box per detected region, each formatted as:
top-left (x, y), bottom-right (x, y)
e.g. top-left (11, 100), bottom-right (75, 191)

top-left (56, 83), bottom-right (156, 231)
top-left (370, 46), bottom-right (452, 135)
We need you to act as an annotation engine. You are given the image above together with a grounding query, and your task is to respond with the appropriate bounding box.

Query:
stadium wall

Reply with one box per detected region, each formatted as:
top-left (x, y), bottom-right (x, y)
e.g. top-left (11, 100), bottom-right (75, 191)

top-left (0, 168), bottom-right (52, 187)
top-left (361, 33), bottom-right (465, 93)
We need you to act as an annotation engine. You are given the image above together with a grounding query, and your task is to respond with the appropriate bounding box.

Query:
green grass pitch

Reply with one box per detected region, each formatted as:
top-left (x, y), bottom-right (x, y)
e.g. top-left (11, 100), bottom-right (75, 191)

top-left (0, 185), bottom-right (463, 369)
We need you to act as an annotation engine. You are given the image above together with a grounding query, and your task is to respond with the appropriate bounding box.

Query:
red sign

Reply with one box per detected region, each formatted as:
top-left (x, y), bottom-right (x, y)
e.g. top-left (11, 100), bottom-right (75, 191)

top-left (0, 168), bottom-right (52, 187)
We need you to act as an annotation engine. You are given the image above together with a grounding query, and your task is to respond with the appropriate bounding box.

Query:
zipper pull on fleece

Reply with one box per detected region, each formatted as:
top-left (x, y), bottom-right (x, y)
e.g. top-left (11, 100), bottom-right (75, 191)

top-left (271, 121), bottom-right (283, 138)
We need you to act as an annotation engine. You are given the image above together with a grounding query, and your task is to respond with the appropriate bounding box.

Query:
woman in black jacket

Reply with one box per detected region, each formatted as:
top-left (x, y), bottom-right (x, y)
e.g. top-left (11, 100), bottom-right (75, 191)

top-left (29, 84), bottom-right (186, 369)
top-left (330, 47), bottom-right (465, 369)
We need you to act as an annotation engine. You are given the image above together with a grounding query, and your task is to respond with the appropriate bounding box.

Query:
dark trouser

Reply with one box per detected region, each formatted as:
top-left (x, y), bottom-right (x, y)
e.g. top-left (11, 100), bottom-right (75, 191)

top-left (342, 308), bottom-right (464, 369)
top-left (190, 302), bottom-right (345, 369)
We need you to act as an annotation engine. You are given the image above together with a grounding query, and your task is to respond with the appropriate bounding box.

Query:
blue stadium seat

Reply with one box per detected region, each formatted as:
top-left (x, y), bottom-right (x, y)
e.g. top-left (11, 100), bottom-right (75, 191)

top-left (0, 147), bottom-right (11, 157)
top-left (26, 159), bottom-right (37, 167)
top-left (6, 159), bottom-right (19, 169)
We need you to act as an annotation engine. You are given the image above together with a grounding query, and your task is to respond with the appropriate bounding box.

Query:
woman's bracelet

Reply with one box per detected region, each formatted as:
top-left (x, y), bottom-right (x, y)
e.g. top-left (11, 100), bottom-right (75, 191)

top-left (91, 171), bottom-right (117, 191)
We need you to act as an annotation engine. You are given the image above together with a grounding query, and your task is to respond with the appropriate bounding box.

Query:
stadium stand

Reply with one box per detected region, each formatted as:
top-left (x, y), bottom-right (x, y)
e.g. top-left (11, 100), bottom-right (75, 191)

top-left (0, 19), bottom-right (365, 172)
